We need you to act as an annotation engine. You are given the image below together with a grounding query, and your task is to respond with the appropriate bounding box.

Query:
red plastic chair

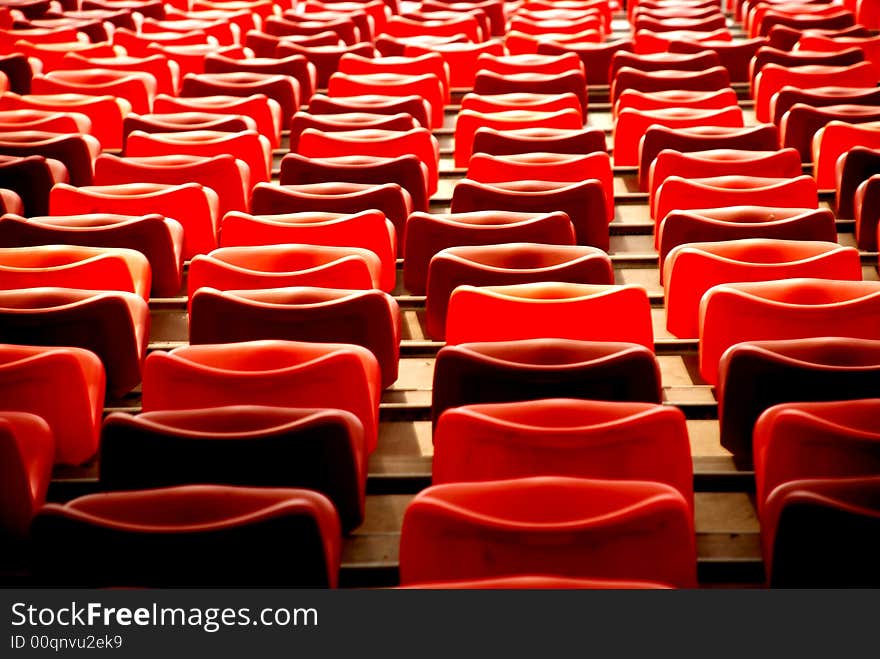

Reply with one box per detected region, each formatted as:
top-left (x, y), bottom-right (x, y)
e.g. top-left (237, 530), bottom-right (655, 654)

top-left (432, 339), bottom-right (662, 425)
top-left (403, 211), bottom-right (575, 296)
top-left (780, 104), bottom-right (880, 162)
top-left (153, 93), bottom-right (281, 148)
top-left (125, 129), bottom-right (272, 184)
top-left (505, 29), bottom-right (603, 57)
top-left (282, 7), bottom-right (374, 43)
top-left (385, 13), bottom-right (483, 41)
top-left (639, 124), bottom-right (781, 190)
top-left (402, 40), bottom-right (505, 88)
top-left (32, 69), bottom-right (157, 114)
top-left (289, 112), bottom-right (418, 151)
top-left (664, 239), bottom-right (862, 338)
top-left (699, 279), bottom-right (880, 385)
top-left (0, 154), bottom-right (67, 216)
top-left (50, 182), bottom-right (219, 261)
top-left (461, 91), bottom-right (582, 117)
top-left (264, 15), bottom-right (360, 46)
top-left (327, 71), bottom-right (444, 129)
top-left (296, 127), bottom-right (439, 197)
top-left (142, 16), bottom-right (237, 45)
top-left (471, 126), bottom-right (606, 158)
top-left (12, 40), bottom-right (121, 71)
top-left (668, 37), bottom-right (767, 82)
top-left (718, 337), bottom-right (880, 458)
top-left (750, 46), bottom-right (866, 88)
top-left (615, 88), bottom-right (738, 117)
top-left (634, 28), bottom-right (732, 54)
top-left (509, 14), bottom-right (604, 38)
top-left (609, 49), bottom-right (720, 81)
top-left (100, 406), bottom-right (365, 532)
top-left (145, 43), bottom-right (251, 80)
top-left (854, 174), bottom-right (880, 250)
top-left (307, 93), bottom-right (430, 129)
top-left (94, 153), bottom-right (249, 217)
top-left (420, 0), bottom-right (503, 36)
top-left (188, 245), bottom-right (382, 299)
top-left (835, 146), bottom-right (880, 219)
top-left (142, 340), bottom-right (381, 451)
top-left (754, 62), bottom-right (878, 123)
top-left (796, 34), bottom-right (880, 70)
top-left (220, 209), bottom-right (396, 292)
top-left (454, 108), bottom-right (583, 168)
top-left (770, 86), bottom-right (880, 127)
top-left (0, 412), bottom-right (52, 539)
top-left (0, 108), bottom-right (92, 135)
top-left (0, 213), bottom-right (183, 297)
top-left (475, 51), bottom-right (584, 77)
top-left (634, 13), bottom-right (726, 33)
top-left (204, 53), bottom-right (316, 103)
top-left (0, 244), bottom-right (152, 299)
top-left (535, 39), bottom-right (634, 85)
top-left (123, 113), bottom-right (260, 145)
top-left (434, 399), bottom-right (692, 504)
top-left (0, 131), bottom-right (98, 187)
top-left (653, 175), bottom-right (819, 229)
top-left (472, 69), bottom-right (588, 117)
top-left (244, 29), bottom-right (339, 59)
top-left (754, 8), bottom-right (856, 38)
top-left (250, 182), bottom-right (411, 257)
top-left (610, 65), bottom-right (731, 105)
top-left (0, 344), bottom-right (103, 465)
top-left (31, 485), bottom-right (342, 587)
top-left (399, 477), bottom-right (696, 587)
top-left (445, 282), bottom-right (653, 349)
top-left (425, 244), bottom-right (612, 339)
top-left (190, 287), bottom-right (400, 388)
top-left (814, 120), bottom-right (880, 188)
top-left (337, 51), bottom-right (450, 101)
top-left (276, 41), bottom-right (376, 89)
top-left (614, 106), bottom-right (744, 166)
top-left (180, 71), bottom-right (300, 121)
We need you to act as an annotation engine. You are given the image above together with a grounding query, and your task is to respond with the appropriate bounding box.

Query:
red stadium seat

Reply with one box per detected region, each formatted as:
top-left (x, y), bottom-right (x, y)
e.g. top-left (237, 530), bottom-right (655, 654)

top-left (274, 42), bottom-right (377, 89)
top-left (403, 40), bottom-right (505, 88)
top-left (0, 131), bottom-right (98, 186)
top-left (425, 243), bottom-right (612, 339)
top-left (770, 86), bottom-right (880, 127)
top-left (190, 287), bottom-right (400, 387)
top-left (204, 53), bottom-right (317, 102)
top-left (307, 93), bottom-right (431, 129)
top-left (609, 49), bottom-right (721, 81)
top-left (146, 43), bottom-right (251, 80)
top-left (461, 91), bottom-right (582, 117)
top-left (32, 69), bottom-right (157, 114)
top-left (0, 108), bottom-right (92, 135)
top-left (854, 174), bottom-right (880, 250)
top-left (180, 71), bottom-right (301, 121)
top-left (31, 485), bottom-right (342, 587)
top-left (836, 146), bottom-right (880, 218)
top-left (153, 93), bottom-right (281, 148)
top-left (700, 279), bottom-right (880, 385)
top-left (337, 52), bottom-right (450, 101)
top-left (749, 46), bottom-right (865, 88)
top-left (814, 120), bottom-right (880, 188)
top-left (472, 69), bottom-right (588, 117)
top-left (142, 340), bottom-right (381, 451)
top-left (0, 154), bottom-right (68, 216)
top-left (0, 412), bottom-right (53, 539)
top-left (634, 28), bottom-right (732, 55)
top-left (536, 39), bottom-right (634, 85)
top-left (610, 65), bottom-right (731, 105)
top-left (50, 182), bottom-right (219, 260)
top-left (445, 282), bottom-right (653, 349)
top-left (327, 71), bottom-right (444, 128)
top-left (668, 37), bottom-right (767, 82)
top-left (289, 112), bottom-right (418, 151)
top-left (100, 406), bottom-right (366, 531)
top-left (615, 88), bottom-right (738, 116)
top-left (475, 52), bottom-right (584, 77)
top-left (664, 239), bottom-right (861, 338)
top-left (0, 213), bottom-right (183, 297)
top-left (399, 477), bottom-right (696, 587)
top-left (781, 104), bottom-right (880, 162)
top-left (471, 126), bottom-right (606, 157)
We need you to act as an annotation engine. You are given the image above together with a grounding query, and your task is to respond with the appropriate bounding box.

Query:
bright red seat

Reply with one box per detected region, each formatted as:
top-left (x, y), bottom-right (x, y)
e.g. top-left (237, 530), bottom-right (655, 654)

top-left (615, 88), bottom-right (738, 117)
top-left (0, 244), bottom-right (152, 299)
top-left (50, 182), bottom-right (219, 261)
top-left (399, 477), bottom-right (696, 587)
top-left (244, 29), bottom-right (339, 59)
top-left (0, 108), bottom-right (92, 135)
top-left (445, 282), bottom-right (653, 349)
top-left (32, 69), bottom-right (157, 114)
top-left (475, 51), bottom-right (584, 77)
top-left (142, 340), bottom-right (381, 451)
top-left (750, 46), bottom-right (866, 88)
top-left (220, 209), bottom-right (396, 292)
top-left (454, 108), bottom-right (583, 168)
top-left (753, 62), bottom-right (878, 123)
top-left (283, 7), bottom-right (374, 42)
top-left (100, 407), bottom-right (365, 532)
top-left (505, 29), bottom-right (603, 56)
top-left (796, 33), bottom-right (880, 70)
top-left (461, 91), bottom-right (582, 117)
top-left (426, 244), bottom-right (612, 339)
top-left (385, 13), bottom-right (483, 41)
top-left (94, 153), bottom-right (249, 217)
top-left (814, 120), bottom-right (880, 188)
top-left (472, 69), bottom-right (588, 117)
top-left (634, 13), bottom-right (726, 33)
top-left (754, 8), bottom-right (856, 38)
top-left (180, 71), bottom-right (300, 121)
top-left (536, 39), bottom-right (634, 85)
top-left (700, 279), bottom-right (880, 385)
top-left (0, 131), bottom-right (98, 187)
top-left (289, 112), bottom-right (418, 151)
top-left (327, 71), bottom-right (444, 128)
top-left (0, 213), bottom-right (183, 297)
top-left (190, 287), bottom-right (400, 388)
top-left (770, 86), bottom-right (880, 127)
top-left (0, 344), bottom-right (103, 465)
top-left (0, 412), bottom-right (52, 539)
top-left (188, 245), bottom-right (382, 299)
top-left (337, 51), bottom-right (450, 101)
top-left (141, 16), bottom-right (237, 45)
top-left (31, 485), bottom-right (342, 587)
top-left (275, 41), bottom-right (376, 90)
top-left (307, 93), bottom-right (431, 129)
top-left (634, 28), bottom-right (732, 55)
top-left (609, 49), bottom-right (720, 81)
top-left (250, 182), bottom-right (411, 257)
top-left (153, 93), bottom-right (281, 148)
top-left (12, 40), bottom-right (120, 71)
top-left (451, 179), bottom-right (609, 250)
top-left (403, 211), bottom-right (575, 296)
top-left (434, 399), bottom-right (692, 506)
top-left (264, 15), bottom-right (360, 45)
top-left (614, 106), bottom-right (744, 166)
top-left (718, 337), bottom-right (880, 458)
top-left (145, 43), bottom-right (251, 80)
top-left (470, 126), bottom-right (606, 158)
top-left (113, 27), bottom-right (210, 58)
top-left (508, 14), bottom-right (604, 38)
top-left (0, 154), bottom-right (67, 216)
top-left (664, 239), bottom-right (861, 338)
top-left (611, 66), bottom-right (731, 106)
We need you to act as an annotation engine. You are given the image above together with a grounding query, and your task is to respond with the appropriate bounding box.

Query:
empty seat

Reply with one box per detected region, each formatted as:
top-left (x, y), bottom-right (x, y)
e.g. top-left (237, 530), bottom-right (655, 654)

top-left (610, 66), bottom-right (730, 105)
top-left (609, 49), bottom-right (721, 81)
top-left (0, 344), bottom-right (103, 466)
top-left (536, 39), bottom-right (634, 85)
top-left (153, 93), bottom-right (281, 147)
top-left (700, 279), bottom-right (880, 385)
top-left (445, 282), bottom-right (653, 349)
top-left (61, 52), bottom-right (179, 96)
top-left (32, 69), bottom-right (157, 114)
top-left (181, 72), bottom-right (300, 121)
top-left (426, 244), bottom-right (612, 339)
top-left (337, 52), bottom-right (450, 101)
top-left (0, 412), bottom-right (53, 539)
top-left (403, 211), bottom-right (576, 296)
top-left (399, 477), bottom-right (696, 587)
top-left (797, 33), bottom-right (880, 69)
top-left (275, 42), bottom-right (377, 89)
top-left (461, 91), bottom-right (582, 117)
top-left (471, 126), bottom-right (606, 158)
top-left (664, 239), bottom-right (861, 338)
top-left (634, 28), bottom-right (733, 54)
top-left (94, 153), bottom-right (250, 217)
top-left (250, 183), bottom-right (411, 257)
top-left (220, 210), bottom-right (396, 292)
top-left (836, 146), bottom-right (880, 218)
top-left (668, 37), bottom-right (767, 82)
top-left (327, 71), bottom-right (444, 128)
top-left (0, 244), bottom-right (152, 299)
top-left (142, 340), bottom-right (381, 451)
top-left (434, 399), bottom-right (692, 505)
top-left (0, 213), bottom-right (183, 297)
top-left (814, 120), bottom-right (880, 188)
top-left (451, 179), bottom-right (609, 250)
top-left (781, 104), bottom-right (880, 162)
top-left (189, 287), bottom-right (400, 387)
top-left (0, 108), bottom-right (92, 135)
top-left (204, 53), bottom-right (316, 102)
top-left (750, 46), bottom-right (866, 87)
top-left (472, 70), bottom-right (588, 117)
top-left (475, 52), bottom-right (585, 77)
top-left (615, 88), bottom-right (738, 116)
top-left (49, 182), bottom-right (219, 261)
top-left (402, 39), bottom-right (505, 89)
top-left (100, 406), bottom-right (365, 531)
top-left (770, 86), bottom-right (880, 127)
top-left (307, 93), bottom-right (431, 130)
top-left (289, 112), bottom-right (418, 152)
top-left (0, 154), bottom-right (68, 216)
top-left (614, 106), bottom-right (744, 166)
top-left (264, 15), bottom-right (360, 45)
top-left (0, 53), bottom-right (33, 94)
top-left (0, 131), bottom-right (98, 187)
top-left (146, 43), bottom-right (250, 79)
top-left (31, 485), bottom-right (342, 587)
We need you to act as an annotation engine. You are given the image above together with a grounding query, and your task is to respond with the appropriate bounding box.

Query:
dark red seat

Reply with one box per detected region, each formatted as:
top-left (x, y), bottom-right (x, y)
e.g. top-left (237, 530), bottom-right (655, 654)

top-left (180, 71), bottom-right (301, 121)
top-left (770, 86), bottom-right (880, 126)
top-left (0, 412), bottom-right (52, 539)
top-left (0, 213), bottom-right (183, 297)
top-left (535, 38), bottom-right (634, 85)
top-left (766, 23), bottom-right (870, 51)
top-left (244, 29), bottom-right (339, 59)
top-left (0, 154), bottom-right (67, 216)
top-left (126, 114), bottom-right (255, 143)
top-left (781, 104), bottom-right (880, 162)
top-left (472, 69), bottom-right (588, 117)
top-left (403, 211), bottom-right (575, 295)
top-left (153, 92), bottom-right (281, 146)
top-left (836, 146), bottom-right (880, 218)
top-left (0, 53), bottom-right (33, 94)
top-left (307, 93), bottom-right (431, 129)
top-left (264, 15), bottom-right (360, 45)
top-left (31, 485), bottom-right (342, 587)
top-left (289, 112), bottom-right (418, 152)
top-left (853, 174), bottom-right (880, 250)
top-left (0, 131), bottom-right (97, 186)
top-left (399, 477), bottom-right (696, 587)
top-left (461, 91), bottom-right (583, 117)
top-left (814, 120), bottom-right (880, 188)
top-left (610, 65), bottom-right (731, 105)
top-left (667, 37), bottom-right (767, 82)
top-left (609, 49), bottom-right (720, 81)
top-left (189, 287), bottom-right (400, 388)
top-left (470, 126), bottom-right (606, 158)
top-left (275, 41), bottom-right (377, 89)
top-left (425, 243), bottom-right (612, 339)
top-left (204, 52), bottom-right (316, 102)
top-left (749, 45), bottom-right (865, 88)
top-left (100, 407), bottom-right (365, 531)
